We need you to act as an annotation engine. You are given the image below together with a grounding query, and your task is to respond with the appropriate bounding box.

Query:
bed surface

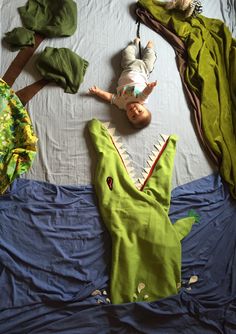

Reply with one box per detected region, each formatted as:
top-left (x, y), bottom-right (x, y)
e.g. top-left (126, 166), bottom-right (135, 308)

top-left (0, 0), bottom-right (236, 333)
top-left (2, 0), bottom-right (233, 189)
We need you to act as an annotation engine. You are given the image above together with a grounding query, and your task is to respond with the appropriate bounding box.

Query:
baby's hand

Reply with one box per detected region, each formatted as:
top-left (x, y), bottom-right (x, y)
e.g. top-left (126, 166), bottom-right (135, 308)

top-left (146, 81), bottom-right (157, 88)
top-left (143, 81), bottom-right (157, 95)
top-left (88, 85), bottom-right (99, 95)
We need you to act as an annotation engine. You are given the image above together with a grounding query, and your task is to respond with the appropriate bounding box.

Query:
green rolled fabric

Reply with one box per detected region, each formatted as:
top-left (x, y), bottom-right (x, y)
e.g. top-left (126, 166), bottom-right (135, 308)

top-left (36, 47), bottom-right (89, 94)
top-left (18, 0), bottom-right (77, 37)
top-left (4, 27), bottom-right (35, 50)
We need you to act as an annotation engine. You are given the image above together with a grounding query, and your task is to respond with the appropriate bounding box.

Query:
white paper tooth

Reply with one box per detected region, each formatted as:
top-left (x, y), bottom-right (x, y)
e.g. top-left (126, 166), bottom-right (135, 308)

top-left (147, 159), bottom-right (153, 167)
top-left (138, 178), bottom-right (145, 184)
top-left (119, 148), bottom-right (127, 154)
top-left (142, 172), bottom-right (148, 179)
top-left (152, 150), bottom-right (158, 156)
top-left (127, 166), bottom-right (135, 173)
top-left (161, 134), bottom-right (169, 141)
top-left (108, 127), bottom-right (116, 136)
top-left (122, 154), bottom-right (129, 161)
top-left (158, 140), bottom-right (164, 147)
top-left (144, 167), bottom-right (151, 174)
top-left (113, 136), bottom-right (120, 142)
top-left (149, 155), bottom-right (156, 161)
top-left (154, 144), bottom-right (162, 151)
top-left (116, 142), bottom-right (123, 149)
top-left (123, 159), bottom-right (132, 166)
top-left (103, 122), bottom-right (110, 128)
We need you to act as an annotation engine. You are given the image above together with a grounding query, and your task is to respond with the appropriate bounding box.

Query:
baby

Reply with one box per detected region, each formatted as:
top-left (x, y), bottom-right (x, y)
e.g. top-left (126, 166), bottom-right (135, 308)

top-left (89, 38), bottom-right (157, 129)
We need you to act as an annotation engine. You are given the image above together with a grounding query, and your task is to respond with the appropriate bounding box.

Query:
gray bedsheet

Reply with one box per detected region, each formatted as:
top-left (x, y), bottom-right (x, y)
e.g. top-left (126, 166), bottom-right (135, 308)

top-left (0, 0), bottom-right (234, 189)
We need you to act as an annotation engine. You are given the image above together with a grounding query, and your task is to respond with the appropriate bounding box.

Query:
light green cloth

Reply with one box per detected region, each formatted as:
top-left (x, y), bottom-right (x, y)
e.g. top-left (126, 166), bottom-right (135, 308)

top-left (88, 119), bottom-right (195, 304)
top-left (4, 27), bottom-right (35, 50)
top-left (18, 0), bottom-right (77, 37)
top-left (36, 47), bottom-right (89, 94)
top-left (138, 0), bottom-right (236, 199)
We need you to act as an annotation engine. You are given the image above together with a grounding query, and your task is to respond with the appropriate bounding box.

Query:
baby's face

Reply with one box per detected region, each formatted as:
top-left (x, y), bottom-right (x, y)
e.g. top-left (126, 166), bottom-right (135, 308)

top-left (126, 103), bottom-right (149, 125)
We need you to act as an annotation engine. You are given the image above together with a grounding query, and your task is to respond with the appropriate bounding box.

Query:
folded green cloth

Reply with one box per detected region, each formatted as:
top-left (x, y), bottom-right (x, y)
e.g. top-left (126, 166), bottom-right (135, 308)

top-left (18, 0), bottom-right (77, 37)
top-left (36, 47), bottom-right (89, 94)
top-left (4, 27), bottom-right (35, 50)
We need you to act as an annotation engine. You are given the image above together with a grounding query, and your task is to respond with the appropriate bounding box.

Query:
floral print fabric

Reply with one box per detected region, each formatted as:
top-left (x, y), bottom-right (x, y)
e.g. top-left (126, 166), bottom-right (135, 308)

top-left (0, 79), bottom-right (37, 194)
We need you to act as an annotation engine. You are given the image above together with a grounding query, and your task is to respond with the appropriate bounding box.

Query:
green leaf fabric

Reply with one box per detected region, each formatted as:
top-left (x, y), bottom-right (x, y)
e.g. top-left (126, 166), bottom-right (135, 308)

top-left (0, 79), bottom-right (37, 194)
top-left (36, 47), bottom-right (89, 94)
top-left (4, 27), bottom-right (35, 50)
top-left (138, 0), bottom-right (236, 199)
top-left (18, 0), bottom-right (77, 37)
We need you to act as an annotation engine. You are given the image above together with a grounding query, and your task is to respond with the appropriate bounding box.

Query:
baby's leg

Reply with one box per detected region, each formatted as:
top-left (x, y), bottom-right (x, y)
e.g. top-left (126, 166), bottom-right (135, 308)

top-left (142, 41), bottom-right (157, 74)
top-left (121, 39), bottom-right (139, 70)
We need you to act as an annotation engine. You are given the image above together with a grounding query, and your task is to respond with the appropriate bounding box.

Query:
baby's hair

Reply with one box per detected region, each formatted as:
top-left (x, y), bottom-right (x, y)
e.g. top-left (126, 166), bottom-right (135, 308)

top-left (132, 109), bottom-right (152, 129)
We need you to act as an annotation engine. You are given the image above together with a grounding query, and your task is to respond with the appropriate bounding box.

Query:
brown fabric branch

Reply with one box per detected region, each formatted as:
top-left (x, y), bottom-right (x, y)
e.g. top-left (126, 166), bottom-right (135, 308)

top-left (16, 78), bottom-right (49, 106)
top-left (2, 33), bottom-right (45, 87)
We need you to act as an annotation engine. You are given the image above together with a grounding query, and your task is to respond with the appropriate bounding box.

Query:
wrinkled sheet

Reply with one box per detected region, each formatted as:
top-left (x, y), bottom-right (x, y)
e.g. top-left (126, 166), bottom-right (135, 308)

top-left (0, 1), bottom-right (236, 333)
top-left (0, 174), bottom-right (236, 333)
top-left (1, 0), bottom-right (229, 189)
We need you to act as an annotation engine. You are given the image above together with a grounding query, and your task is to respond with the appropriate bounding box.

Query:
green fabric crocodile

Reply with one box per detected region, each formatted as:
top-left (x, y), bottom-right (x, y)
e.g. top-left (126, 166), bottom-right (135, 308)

top-left (88, 119), bottom-right (195, 304)
top-left (138, 0), bottom-right (236, 199)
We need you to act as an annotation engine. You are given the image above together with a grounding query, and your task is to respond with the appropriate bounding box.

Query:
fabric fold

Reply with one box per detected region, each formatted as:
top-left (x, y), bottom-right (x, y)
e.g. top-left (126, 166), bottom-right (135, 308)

top-left (137, 0), bottom-right (236, 199)
top-left (18, 0), bottom-right (77, 37)
top-left (36, 47), bottom-right (89, 94)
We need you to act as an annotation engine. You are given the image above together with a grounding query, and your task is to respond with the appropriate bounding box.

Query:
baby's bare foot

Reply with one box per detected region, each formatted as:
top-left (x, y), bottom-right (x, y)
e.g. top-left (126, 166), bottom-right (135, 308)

top-left (134, 37), bottom-right (140, 45)
top-left (146, 40), bottom-right (154, 48)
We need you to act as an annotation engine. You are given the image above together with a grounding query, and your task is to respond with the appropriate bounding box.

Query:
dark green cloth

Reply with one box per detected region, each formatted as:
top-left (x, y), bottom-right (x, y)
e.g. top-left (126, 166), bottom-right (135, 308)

top-left (36, 47), bottom-right (89, 94)
top-left (4, 27), bottom-right (35, 50)
top-left (138, 0), bottom-right (236, 199)
top-left (18, 0), bottom-right (77, 37)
